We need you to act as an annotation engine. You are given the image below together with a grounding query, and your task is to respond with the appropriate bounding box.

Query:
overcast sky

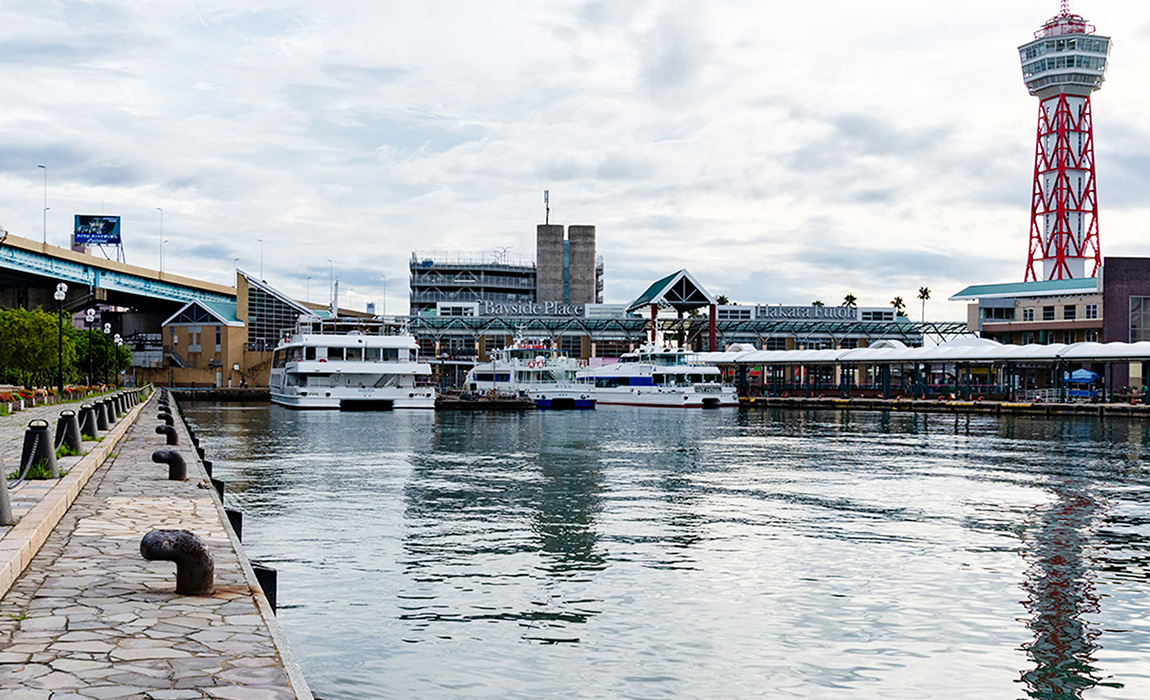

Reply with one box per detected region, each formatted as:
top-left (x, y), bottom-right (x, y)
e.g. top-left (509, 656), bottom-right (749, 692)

top-left (1, 0), bottom-right (1148, 319)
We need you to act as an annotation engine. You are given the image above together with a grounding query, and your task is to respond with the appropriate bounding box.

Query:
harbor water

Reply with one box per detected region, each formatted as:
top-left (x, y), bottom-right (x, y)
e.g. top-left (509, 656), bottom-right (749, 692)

top-left (182, 404), bottom-right (1150, 699)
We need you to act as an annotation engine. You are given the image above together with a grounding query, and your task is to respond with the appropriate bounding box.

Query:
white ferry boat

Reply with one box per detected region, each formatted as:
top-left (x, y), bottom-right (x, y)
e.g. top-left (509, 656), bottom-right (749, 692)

top-left (575, 345), bottom-right (738, 408)
top-left (270, 325), bottom-right (435, 410)
top-left (464, 338), bottom-right (595, 409)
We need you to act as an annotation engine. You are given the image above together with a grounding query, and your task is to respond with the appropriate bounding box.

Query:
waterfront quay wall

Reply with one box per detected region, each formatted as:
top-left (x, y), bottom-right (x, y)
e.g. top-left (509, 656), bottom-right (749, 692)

top-left (0, 390), bottom-right (313, 698)
top-left (741, 395), bottom-right (1150, 417)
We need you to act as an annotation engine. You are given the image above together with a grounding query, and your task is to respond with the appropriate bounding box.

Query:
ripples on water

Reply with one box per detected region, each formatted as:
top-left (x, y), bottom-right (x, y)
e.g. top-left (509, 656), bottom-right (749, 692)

top-left (181, 404), bottom-right (1150, 699)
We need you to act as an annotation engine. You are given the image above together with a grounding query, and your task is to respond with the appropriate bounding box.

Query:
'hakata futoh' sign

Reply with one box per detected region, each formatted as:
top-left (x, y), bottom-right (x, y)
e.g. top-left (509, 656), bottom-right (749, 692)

top-left (74, 215), bottom-right (122, 245)
top-left (758, 305), bottom-right (858, 320)
top-left (481, 300), bottom-right (584, 317)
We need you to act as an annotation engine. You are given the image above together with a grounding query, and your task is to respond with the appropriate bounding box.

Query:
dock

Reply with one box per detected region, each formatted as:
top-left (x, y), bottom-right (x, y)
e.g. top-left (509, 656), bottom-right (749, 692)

top-left (739, 395), bottom-right (1150, 417)
top-left (0, 389), bottom-right (312, 698)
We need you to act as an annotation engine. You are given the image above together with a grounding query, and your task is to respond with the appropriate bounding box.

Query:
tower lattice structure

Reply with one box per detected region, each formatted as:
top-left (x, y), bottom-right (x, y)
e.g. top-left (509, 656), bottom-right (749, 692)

top-left (1019, 2), bottom-right (1111, 281)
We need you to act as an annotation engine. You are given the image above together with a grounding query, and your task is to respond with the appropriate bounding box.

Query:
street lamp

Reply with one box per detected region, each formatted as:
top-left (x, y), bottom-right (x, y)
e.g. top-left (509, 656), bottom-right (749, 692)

top-left (380, 275), bottom-right (387, 317)
top-left (160, 239), bottom-right (169, 276)
top-left (102, 322), bottom-right (111, 385)
top-left (37, 165), bottom-right (47, 244)
top-left (113, 334), bottom-right (123, 387)
top-left (306, 276), bottom-right (312, 303)
top-left (53, 282), bottom-right (67, 395)
top-left (327, 259), bottom-right (333, 307)
top-left (156, 207), bottom-right (163, 271)
top-left (258, 238), bottom-right (263, 280)
top-left (85, 308), bottom-right (95, 385)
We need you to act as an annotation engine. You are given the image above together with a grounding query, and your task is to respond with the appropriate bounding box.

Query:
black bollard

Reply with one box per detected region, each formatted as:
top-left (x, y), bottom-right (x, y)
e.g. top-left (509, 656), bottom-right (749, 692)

top-left (191, 435), bottom-right (200, 448)
top-left (225, 508), bottom-right (243, 541)
top-left (55, 410), bottom-right (83, 454)
top-left (105, 398), bottom-right (118, 422)
top-left (202, 459), bottom-right (213, 478)
top-left (252, 563), bottom-right (277, 613)
top-left (78, 404), bottom-right (98, 439)
top-left (95, 401), bottom-right (110, 431)
top-left (158, 413), bottom-right (175, 426)
top-left (151, 449), bottom-right (187, 481)
top-left (196, 446), bottom-right (205, 459)
top-left (211, 478), bottom-right (225, 500)
top-left (19, 420), bottom-right (58, 479)
top-left (140, 529), bottom-right (214, 595)
top-left (155, 425), bottom-right (179, 445)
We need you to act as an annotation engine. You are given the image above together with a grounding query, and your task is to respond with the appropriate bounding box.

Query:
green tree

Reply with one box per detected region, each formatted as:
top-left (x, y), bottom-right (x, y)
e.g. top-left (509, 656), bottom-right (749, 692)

top-left (917, 286), bottom-right (932, 322)
top-left (891, 296), bottom-right (906, 317)
top-left (842, 293), bottom-right (858, 309)
top-left (0, 307), bottom-right (77, 387)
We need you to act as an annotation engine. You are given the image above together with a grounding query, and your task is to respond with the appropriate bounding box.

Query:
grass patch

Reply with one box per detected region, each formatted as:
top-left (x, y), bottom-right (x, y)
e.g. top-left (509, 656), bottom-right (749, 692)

top-left (56, 444), bottom-right (81, 458)
top-left (5, 612), bottom-right (28, 621)
top-left (8, 460), bottom-right (56, 480)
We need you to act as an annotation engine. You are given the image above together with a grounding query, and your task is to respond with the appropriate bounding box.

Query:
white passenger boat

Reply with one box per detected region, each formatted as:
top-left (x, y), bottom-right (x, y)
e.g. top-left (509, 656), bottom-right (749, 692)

top-left (270, 327), bottom-right (435, 410)
top-left (464, 338), bottom-right (595, 409)
top-left (575, 345), bottom-right (738, 408)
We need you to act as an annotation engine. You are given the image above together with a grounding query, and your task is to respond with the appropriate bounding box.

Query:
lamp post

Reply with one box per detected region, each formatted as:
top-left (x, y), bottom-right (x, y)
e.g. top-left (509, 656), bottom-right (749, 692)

top-left (54, 282), bottom-right (67, 395)
top-left (306, 276), bottom-right (311, 303)
top-left (85, 308), bottom-right (95, 385)
top-left (156, 207), bottom-right (163, 271)
top-left (258, 238), bottom-right (263, 280)
top-left (160, 239), bottom-right (169, 276)
top-left (102, 323), bottom-right (111, 385)
top-left (381, 275), bottom-right (387, 317)
top-left (37, 165), bottom-right (47, 244)
top-left (113, 334), bottom-right (123, 387)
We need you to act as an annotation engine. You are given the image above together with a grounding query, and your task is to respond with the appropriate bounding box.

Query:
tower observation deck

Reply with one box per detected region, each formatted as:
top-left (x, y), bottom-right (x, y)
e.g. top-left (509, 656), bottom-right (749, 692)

top-left (1019, 2), bottom-right (1111, 281)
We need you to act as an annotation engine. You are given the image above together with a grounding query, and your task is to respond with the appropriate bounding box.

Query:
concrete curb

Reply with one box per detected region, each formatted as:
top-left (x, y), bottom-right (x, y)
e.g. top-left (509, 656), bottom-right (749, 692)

top-left (0, 389), bottom-right (149, 599)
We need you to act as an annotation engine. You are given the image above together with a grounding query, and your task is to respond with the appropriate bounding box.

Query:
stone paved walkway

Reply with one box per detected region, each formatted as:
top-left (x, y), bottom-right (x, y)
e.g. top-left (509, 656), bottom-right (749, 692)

top-left (0, 393), bottom-right (312, 699)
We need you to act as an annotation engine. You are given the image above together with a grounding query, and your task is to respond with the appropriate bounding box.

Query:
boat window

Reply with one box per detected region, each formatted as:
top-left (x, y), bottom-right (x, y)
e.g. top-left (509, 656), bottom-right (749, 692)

top-left (365, 347), bottom-right (381, 361)
top-left (328, 347), bottom-right (345, 361)
top-left (305, 346), bottom-right (316, 361)
top-left (308, 375), bottom-right (330, 387)
top-left (383, 348), bottom-right (399, 361)
top-left (346, 346), bottom-right (363, 362)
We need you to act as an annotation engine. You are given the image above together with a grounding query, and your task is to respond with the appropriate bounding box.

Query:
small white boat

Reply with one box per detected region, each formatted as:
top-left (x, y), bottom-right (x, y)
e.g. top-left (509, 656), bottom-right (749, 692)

top-left (575, 345), bottom-right (738, 408)
top-left (464, 338), bottom-right (595, 409)
top-left (270, 325), bottom-right (435, 410)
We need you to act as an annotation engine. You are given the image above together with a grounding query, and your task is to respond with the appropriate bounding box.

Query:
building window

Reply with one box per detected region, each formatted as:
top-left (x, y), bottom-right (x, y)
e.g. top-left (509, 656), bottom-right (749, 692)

top-left (1022, 332), bottom-right (1036, 344)
top-left (1042, 306), bottom-right (1055, 321)
top-left (1085, 329), bottom-right (1099, 342)
top-left (1130, 297), bottom-right (1150, 342)
top-left (764, 337), bottom-right (788, 351)
top-left (1063, 306), bottom-right (1077, 320)
top-left (1085, 304), bottom-right (1099, 319)
top-left (1023, 308), bottom-right (1035, 322)
top-left (838, 338), bottom-right (860, 349)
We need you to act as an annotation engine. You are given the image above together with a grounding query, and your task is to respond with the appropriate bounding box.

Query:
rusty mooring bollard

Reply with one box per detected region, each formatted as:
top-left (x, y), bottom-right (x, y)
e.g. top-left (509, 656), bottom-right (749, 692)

top-left (140, 529), bottom-right (214, 595)
top-left (155, 424), bottom-right (179, 445)
top-left (55, 410), bottom-right (83, 454)
top-left (20, 420), bottom-right (58, 479)
top-left (78, 404), bottom-right (98, 439)
top-left (151, 449), bottom-right (187, 480)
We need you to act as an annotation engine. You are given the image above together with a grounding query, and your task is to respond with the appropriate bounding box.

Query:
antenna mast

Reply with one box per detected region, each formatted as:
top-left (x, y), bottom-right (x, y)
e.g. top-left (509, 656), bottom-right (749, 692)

top-left (544, 190), bottom-right (550, 225)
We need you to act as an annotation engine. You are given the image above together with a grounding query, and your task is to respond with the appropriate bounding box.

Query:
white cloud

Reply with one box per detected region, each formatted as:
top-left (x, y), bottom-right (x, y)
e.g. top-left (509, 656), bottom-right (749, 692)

top-left (0, 0), bottom-right (1145, 319)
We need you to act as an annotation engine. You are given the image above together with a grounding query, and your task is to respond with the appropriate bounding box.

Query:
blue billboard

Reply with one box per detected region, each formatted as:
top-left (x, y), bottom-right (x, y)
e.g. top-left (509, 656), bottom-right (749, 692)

top-left (74, 215), bottom-right (121, 245)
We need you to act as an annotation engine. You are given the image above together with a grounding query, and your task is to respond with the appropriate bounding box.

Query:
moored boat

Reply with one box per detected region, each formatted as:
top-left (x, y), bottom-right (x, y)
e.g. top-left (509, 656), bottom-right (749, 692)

top-left (463, 338), bottom-right (595, 409)
top-left (575, 345), bottom-right (737, 408)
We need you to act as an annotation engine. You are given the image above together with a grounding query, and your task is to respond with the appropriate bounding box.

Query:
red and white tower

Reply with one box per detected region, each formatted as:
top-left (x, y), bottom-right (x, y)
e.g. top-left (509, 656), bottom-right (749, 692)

top-left (1020, 2), bottom-right (1111, 281)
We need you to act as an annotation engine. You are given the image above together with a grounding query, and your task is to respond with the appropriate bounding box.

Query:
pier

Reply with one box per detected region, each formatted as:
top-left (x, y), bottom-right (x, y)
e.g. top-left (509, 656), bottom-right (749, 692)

top-left (0, 390), bottom-right (312, 698)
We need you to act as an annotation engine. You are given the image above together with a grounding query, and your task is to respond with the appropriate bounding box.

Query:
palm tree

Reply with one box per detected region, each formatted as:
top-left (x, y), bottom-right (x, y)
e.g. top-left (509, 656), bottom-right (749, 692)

top-left (842, 293), bottom-right (857, 309)
top-left (811, 299), bottom-right (825, 307)
top-left (891, 296), bottom-right (906, 316)
top-left (917, 287), bottom-right (931, 322)
top-left (716, 295), bottom-right (732, 306)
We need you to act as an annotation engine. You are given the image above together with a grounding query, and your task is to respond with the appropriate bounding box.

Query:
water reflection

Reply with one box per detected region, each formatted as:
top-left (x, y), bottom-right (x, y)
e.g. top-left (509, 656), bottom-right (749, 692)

top-left (1018, 476), bottom-right (1113, 698)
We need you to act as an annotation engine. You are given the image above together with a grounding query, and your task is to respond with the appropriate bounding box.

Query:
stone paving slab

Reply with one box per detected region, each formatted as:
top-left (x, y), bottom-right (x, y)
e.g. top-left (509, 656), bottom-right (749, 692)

top-left (0, 393), bottom-right (313, 699)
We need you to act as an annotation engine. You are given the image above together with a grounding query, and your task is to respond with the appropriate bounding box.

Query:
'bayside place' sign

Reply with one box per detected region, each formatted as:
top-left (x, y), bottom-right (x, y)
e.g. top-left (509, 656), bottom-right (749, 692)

top-left (481, 300), bottom-right (585, 317)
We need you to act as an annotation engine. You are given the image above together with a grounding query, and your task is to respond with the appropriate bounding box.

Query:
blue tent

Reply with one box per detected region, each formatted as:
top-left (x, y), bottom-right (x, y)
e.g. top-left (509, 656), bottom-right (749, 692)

top-left (1067, 369), bottom-right (1100, 384)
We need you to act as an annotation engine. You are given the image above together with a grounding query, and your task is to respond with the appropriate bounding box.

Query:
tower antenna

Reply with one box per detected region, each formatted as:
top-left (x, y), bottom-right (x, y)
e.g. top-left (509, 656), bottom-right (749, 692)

top-left (544, 190), bottom-right (550, 225)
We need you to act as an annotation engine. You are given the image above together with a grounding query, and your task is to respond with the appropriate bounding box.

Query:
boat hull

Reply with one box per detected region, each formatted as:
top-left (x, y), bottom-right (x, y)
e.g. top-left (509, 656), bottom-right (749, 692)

top-left (270, 391), bottom-right (435, 410)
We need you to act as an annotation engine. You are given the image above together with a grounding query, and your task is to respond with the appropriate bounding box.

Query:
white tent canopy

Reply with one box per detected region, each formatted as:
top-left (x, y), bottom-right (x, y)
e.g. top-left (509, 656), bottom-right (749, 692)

top-left (714, 338), bottom-right (1150, 366)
